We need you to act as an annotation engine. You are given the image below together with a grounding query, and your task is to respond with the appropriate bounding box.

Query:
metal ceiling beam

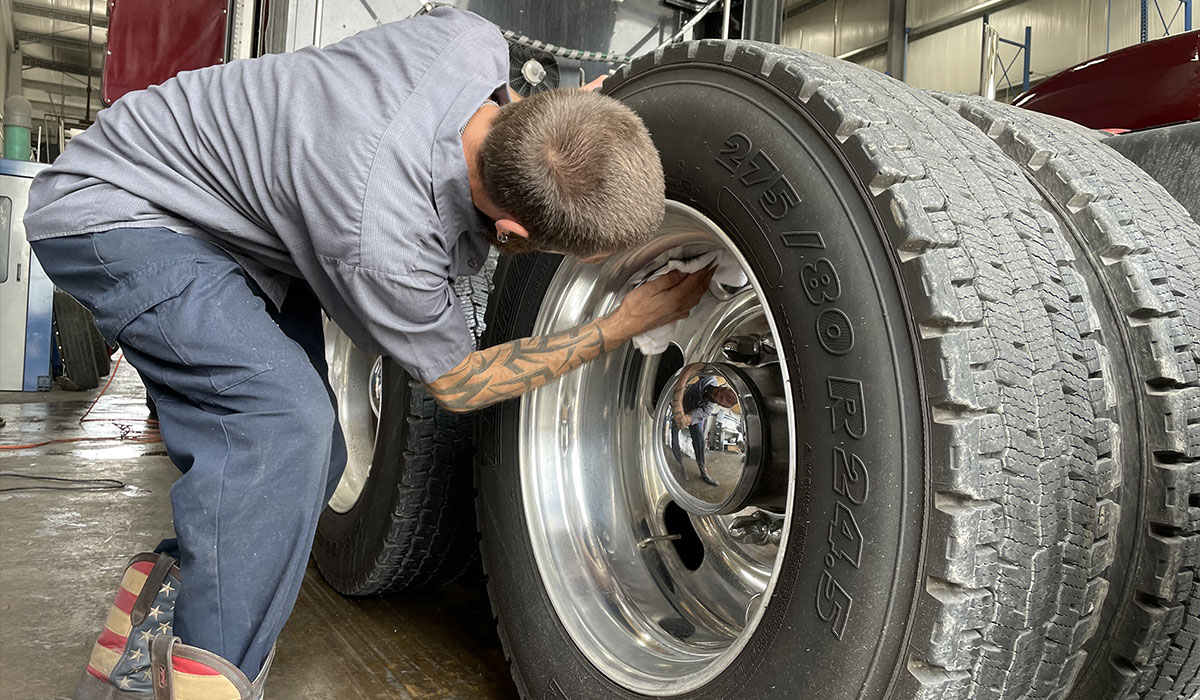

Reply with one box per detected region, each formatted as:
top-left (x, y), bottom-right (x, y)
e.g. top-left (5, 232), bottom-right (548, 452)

top-left (16, 29), bottom-right (98, 53)
top-left (836, 39), bottom-right (886, 62)
top-left (23, 78), bottom-right (90, 98)
top-left (29, 99), bottom-right (89, 116)
top-left (30, 96), bottom-right (87, 111)
top-left (838, 0), bottom-right (1025, 62)
top-left (13, 2), bottom-right (108, 28)
top-left (22, 55), bottom-right (101, 77)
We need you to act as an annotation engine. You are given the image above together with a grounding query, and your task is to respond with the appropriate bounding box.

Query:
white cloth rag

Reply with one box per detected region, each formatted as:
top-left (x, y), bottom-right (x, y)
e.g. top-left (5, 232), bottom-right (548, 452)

top-left (631, 248), bottom-right (748, 355)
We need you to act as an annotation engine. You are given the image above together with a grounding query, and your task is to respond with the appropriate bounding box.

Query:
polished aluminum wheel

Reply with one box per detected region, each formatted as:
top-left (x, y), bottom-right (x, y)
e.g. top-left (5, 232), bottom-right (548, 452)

top-left (520, 201), bottom-right (795, 695)
top-left (324, 319), bottom-right (381, 514)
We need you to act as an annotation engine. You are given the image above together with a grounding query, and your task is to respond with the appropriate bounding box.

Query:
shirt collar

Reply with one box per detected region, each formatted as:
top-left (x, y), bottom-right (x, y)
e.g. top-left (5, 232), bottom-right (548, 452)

top-left (432, 82), bottom-right (509, 277)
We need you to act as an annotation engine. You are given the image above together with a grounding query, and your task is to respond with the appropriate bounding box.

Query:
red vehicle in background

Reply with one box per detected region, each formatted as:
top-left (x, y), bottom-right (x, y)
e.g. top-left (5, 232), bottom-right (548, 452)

top-left (1013, 30), bottom-right (1199, 223)
top-left (1014, 29), bottom-right (1200, 131)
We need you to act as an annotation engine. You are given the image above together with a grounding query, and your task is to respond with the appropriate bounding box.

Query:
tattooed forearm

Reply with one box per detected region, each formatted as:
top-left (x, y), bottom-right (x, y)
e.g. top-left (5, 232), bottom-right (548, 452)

top-left (427, 265), bottom-right (718, 413)
top-left (427, 317), bottom-right (624, 413)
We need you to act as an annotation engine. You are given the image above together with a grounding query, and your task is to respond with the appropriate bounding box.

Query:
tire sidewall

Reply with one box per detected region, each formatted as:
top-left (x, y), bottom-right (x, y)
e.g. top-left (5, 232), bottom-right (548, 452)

top-left (313, 359), bottom-right (412, 591)
top-left (478, 62), bottom-right (926, 699)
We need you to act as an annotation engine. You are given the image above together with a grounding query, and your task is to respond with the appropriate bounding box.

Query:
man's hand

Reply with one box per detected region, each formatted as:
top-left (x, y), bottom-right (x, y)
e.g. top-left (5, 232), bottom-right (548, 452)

top-left (426, 267), bottom-right (714, 413)
top-left (601, 267), bottom-right (716, 340)
top-left (581, 75), bottom-right (606, 92)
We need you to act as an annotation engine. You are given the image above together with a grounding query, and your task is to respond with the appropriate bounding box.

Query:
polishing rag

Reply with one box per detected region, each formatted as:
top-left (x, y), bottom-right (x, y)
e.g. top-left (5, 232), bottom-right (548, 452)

top-left (631, 248), bottom-right (748, 355)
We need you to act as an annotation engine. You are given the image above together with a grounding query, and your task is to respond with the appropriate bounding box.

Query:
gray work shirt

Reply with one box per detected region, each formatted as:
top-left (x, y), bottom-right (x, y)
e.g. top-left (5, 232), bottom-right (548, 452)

top-left (24, 7), bottom-right (508, 383)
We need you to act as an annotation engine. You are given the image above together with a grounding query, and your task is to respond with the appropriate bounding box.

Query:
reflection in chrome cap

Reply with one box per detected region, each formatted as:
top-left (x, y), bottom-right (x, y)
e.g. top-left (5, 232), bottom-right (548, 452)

top-left (654, 362), bottom-right (762, 515)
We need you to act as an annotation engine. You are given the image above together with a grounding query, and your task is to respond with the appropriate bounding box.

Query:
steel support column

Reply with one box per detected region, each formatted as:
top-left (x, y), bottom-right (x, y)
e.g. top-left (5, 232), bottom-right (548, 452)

top-left (7, 48), bottom-right (23, 100)
top-left (980, 20), bottom-right (998, 99)
top-left (886, 0), bottom-right (907, 79)
top-left (744, 0), bottom-right (783, 43)
top-left (1022, 24), bottom-right (1031, 93)
top-left (86, 0), bottom-right (95, 120)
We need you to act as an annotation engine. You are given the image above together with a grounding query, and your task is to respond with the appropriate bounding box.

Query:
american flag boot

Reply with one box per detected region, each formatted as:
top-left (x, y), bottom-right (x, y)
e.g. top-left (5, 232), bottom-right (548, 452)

top-left (73, 552), bottom-right (181, 699)
top-left (147, 635), bottom-right (274, 700)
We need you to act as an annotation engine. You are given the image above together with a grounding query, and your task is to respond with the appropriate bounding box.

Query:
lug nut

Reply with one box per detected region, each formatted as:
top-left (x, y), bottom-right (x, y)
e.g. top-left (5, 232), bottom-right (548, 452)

top-left (721, 335), bottom-right (762, 365)
top-left (729, 510), bottom-right (782, 546)
top-left (722, 334), bottom-right (777, 366)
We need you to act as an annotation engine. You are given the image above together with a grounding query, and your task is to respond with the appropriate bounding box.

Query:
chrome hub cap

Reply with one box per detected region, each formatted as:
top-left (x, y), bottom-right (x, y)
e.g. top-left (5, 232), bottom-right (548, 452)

top-left (520, 201), bottom-right (795, 695)
top-left (654, 363), bottom-right (763, 516)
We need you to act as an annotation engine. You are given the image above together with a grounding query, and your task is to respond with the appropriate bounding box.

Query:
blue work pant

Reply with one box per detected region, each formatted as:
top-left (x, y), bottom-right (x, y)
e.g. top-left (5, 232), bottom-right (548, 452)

top-left (32, 228), bottom-right (347, 680)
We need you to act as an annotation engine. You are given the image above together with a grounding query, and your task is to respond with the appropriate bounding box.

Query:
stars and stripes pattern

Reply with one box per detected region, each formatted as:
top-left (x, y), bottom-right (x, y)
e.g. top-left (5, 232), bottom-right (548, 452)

top-left (86, 555), bottom-right (183, 692)
top-left (154, 641), bottom-right (253, 699)
top-left (83, 553), bottom-right (250, 698)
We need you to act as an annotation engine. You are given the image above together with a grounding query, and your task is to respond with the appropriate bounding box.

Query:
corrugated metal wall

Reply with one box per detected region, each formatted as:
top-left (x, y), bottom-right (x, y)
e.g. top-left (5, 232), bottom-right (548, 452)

top-left (784, 0), bottom-right (890, 56)
top-left (782, 0), bottom-right (1189, 96)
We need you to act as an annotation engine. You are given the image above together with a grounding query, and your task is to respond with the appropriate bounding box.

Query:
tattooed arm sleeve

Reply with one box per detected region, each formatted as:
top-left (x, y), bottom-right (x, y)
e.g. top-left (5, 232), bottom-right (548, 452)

top-left (426, 317), bottom-right (626, 413)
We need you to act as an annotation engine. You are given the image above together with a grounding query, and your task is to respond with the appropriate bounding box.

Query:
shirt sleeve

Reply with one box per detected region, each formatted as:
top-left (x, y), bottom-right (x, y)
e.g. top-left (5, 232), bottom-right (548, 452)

top-left (329, 259), bottom-right (473, 385)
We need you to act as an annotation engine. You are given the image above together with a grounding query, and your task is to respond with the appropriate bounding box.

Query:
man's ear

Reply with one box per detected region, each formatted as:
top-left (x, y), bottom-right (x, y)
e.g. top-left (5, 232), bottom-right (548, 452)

top-left (495, 218), bottom-right (529, 240)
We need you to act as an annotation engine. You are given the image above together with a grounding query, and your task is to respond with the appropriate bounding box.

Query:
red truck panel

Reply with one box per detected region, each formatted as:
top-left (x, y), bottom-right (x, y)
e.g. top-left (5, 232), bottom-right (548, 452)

top-left (1013, 30), bottom-right (1200, 131)
top-left (102, 0), bottom-right (228, 106)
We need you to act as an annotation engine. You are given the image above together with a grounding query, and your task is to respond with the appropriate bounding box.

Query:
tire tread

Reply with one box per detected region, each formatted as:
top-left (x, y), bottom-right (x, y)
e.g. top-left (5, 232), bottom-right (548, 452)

top-left (53, 289), bottom-right (101, 391)
top-left (937, 94), bottom-right (1200, 700)
top-left (347, 379), bottom-right (478, 593)
top-left (316, 258), bottom-right (495, 594)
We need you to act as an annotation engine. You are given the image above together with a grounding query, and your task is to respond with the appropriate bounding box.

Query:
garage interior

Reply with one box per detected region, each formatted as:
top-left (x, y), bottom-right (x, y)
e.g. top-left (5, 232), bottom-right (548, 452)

top-left (1, 1), bottom-right (1198, 699)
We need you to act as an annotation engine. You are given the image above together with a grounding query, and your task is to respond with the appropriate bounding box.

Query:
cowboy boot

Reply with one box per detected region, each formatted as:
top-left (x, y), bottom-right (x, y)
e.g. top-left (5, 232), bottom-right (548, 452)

top-left (148, 635), bottom-right (274, 700)
top-left (73, 552), bottom-right (181, 699)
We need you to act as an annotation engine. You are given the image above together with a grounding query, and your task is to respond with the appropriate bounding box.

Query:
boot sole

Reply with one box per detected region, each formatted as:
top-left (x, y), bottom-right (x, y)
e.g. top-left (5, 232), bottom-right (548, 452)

top-left (73, 670), bottom-right (149, 699)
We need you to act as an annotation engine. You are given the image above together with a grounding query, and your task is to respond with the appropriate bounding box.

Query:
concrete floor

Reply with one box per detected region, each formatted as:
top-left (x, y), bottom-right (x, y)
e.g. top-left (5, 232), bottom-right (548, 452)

top-left (0, 361), bottom-right (517, 699)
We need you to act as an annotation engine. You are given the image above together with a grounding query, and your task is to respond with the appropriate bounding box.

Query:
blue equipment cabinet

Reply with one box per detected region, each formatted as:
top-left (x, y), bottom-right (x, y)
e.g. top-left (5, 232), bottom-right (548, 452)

top-left (0, 159), bottom-right (52, 391)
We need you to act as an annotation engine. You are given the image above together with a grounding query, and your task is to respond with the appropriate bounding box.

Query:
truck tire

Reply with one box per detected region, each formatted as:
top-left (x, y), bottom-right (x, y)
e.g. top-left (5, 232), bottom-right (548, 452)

top-left (312, 256), bottom-right (495, 594)
top-left (936, 94), bottom-right (1200, 700)
top-left (476, 42), bottom-right (1121, 699)
top-left (53, 289), bottom-right (100, 391)
top-left (1104, 123), bottom-right (1200, 226)
top-left (90, 323), bottom-right (111, 377)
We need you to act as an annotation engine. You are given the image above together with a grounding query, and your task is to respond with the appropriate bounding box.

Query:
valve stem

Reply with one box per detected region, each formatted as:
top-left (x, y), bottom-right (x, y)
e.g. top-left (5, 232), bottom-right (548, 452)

top-left (638, 534), bottom-right (682, 549)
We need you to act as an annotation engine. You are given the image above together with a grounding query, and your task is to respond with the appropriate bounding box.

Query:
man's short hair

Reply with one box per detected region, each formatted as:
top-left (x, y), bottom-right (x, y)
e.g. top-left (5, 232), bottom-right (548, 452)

top-left (479, 89), bottom-right (665, 257)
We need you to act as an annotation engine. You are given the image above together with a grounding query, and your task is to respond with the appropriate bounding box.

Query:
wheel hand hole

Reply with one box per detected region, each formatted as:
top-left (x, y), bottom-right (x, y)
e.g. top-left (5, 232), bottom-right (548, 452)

top-left (652, 344), bottom-right (686, 400)
top-left (663, 500), bottom-right (704, 571)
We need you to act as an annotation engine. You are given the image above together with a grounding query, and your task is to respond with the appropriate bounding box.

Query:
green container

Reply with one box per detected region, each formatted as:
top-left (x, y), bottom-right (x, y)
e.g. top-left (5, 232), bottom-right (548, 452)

top-left (4, 125), bottom-right (31, 161)
top-left (4, 96), bottom-right (33, 161)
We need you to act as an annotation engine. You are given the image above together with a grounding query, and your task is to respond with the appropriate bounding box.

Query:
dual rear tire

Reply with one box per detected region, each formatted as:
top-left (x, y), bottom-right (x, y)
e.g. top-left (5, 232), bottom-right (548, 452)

top-left (474, 42), bottom-right (1200, 699)
top-left (310, 40), bottom-right (1199, 700)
